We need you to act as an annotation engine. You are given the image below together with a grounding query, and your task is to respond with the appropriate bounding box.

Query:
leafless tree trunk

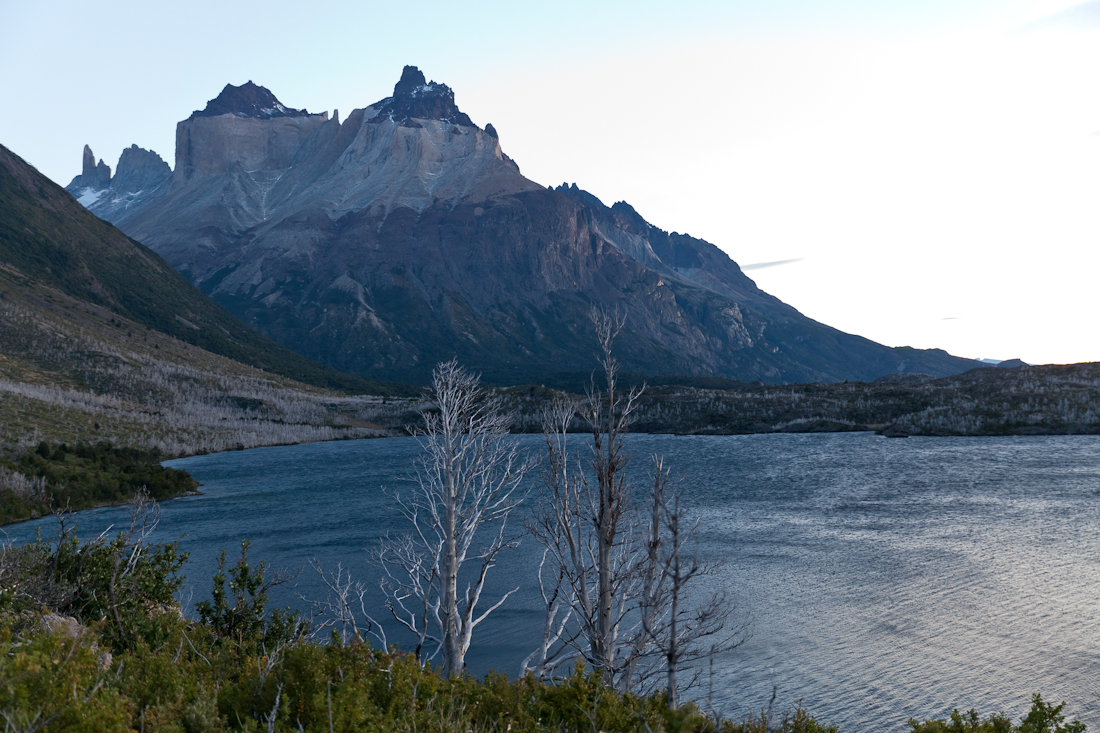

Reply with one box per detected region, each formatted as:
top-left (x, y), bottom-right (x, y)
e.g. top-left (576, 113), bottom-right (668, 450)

top-left (522, 397), bottom-right (583, 679)
top-left (643, 465), bottom-right (750, 708)
top-left (585, 310), bottom-right (642, 686)
top-left (528, 309), bottom-right (645, 688)
top-left (378, 359), bottom-right (530, 677)
top-left (529, 308), bottom-right (748, 702)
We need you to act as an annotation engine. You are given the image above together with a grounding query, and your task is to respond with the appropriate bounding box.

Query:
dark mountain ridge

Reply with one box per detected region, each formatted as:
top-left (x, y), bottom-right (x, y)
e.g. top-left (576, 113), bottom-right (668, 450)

top-left (193, 80), bottom-right (312, 120)
top-left (65, 67), bottom-right (979, 385)
top-left (371, 65), bottom-right (475, 127)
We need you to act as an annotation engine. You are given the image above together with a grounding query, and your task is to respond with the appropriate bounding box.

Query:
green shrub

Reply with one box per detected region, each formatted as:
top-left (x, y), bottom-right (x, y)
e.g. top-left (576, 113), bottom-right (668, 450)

top-left (1, 517), bottom-right (187, 651)
top-left (0, 440), bottom-right (198, 524)
top-left (0, 621), bottom-right (130, 732)
top-left (722, 703), bottom-right (838, 733)
top-left (908, 694), bottom-right (1085, 733)
top-left (195, 541), bottom-right (301, 654)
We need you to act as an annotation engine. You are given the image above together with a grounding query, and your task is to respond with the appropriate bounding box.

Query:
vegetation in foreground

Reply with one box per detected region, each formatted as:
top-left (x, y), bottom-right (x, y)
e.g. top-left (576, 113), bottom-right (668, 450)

top-left (0, 518), bottom-right (1085, 733)
top-left (0, 440), bottom-right (198, 525)
top-left (907, 698), bottom-right (1086, 733)
top-left (0, 516), bottom-right (836, 733)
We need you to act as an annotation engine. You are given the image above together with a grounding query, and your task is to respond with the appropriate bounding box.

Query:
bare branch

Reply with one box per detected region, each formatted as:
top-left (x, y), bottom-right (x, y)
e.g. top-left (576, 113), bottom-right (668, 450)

top-left (302, 560), bottom-right (389, 649)
top-left (376, 359), bottom-right (532, 676)
top-left (529, 309), bottom-right (749, 702)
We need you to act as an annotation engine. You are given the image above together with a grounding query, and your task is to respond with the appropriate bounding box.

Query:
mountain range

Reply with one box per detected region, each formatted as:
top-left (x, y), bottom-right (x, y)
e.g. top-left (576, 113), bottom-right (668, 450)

top-left (1, 143), bottom-right (402, 396)
top-left (4, 137), bottom-right (1095, 464)
top-left (1, 143), bottom-right (421, 466)
top-left (65, 66), bottom-right (978, 385)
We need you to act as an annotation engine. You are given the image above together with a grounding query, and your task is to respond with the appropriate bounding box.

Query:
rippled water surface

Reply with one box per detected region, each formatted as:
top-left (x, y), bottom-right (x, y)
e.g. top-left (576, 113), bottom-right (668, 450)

top-left (8, 433), bottom-right (1099, 731)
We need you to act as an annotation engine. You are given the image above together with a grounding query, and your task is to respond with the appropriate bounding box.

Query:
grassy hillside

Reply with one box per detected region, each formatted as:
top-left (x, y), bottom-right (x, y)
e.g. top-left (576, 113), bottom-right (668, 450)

top-left (0, 144), bottom-right (414, 397)
top-left (0, 252), bottom-right (424, 522)
top-left (0, 143), bottom-right (428, 522)
top-left (0, 273), bottom-right (421, 447)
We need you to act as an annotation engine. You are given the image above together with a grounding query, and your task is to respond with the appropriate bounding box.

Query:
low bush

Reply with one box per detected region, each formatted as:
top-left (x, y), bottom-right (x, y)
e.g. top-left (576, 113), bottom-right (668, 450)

top-left (909, 695), bottom-right (1085, 733)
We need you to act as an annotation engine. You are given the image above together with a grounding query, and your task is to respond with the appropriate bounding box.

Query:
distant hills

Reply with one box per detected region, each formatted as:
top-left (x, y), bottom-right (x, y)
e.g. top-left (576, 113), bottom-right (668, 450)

top-left (66, 66), bottom-right (980, 386)
top-left (624, 363), bottom-right (1100, 437)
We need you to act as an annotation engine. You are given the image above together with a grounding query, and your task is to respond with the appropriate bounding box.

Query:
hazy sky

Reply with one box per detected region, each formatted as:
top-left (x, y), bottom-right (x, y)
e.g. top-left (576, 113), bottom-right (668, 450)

top-left (2, 0), bottom-right (1098, 365)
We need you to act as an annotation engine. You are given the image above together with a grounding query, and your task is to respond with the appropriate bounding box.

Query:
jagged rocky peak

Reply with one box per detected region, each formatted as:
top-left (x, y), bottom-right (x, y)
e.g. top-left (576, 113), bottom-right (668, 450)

top-left (555, 182), bottom-right (608, 211)
top-left (111, 144), bottom-right (171, 193)
top-left (70, 144), bottom-right (111, 189)
top-left (191, 80), bottom-right (311, 120)
top-left (369, 65), bottom-right (475, 127)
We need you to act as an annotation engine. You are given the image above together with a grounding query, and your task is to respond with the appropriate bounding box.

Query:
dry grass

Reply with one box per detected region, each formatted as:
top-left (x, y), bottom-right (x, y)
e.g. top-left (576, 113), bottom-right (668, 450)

top-left (0, 278), bottom-right (424, 457)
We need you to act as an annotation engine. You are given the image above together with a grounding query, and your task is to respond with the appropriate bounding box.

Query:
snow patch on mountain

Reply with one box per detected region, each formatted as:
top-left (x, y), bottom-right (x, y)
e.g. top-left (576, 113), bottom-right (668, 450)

top-left (76, 188), bottom-right (104, 206)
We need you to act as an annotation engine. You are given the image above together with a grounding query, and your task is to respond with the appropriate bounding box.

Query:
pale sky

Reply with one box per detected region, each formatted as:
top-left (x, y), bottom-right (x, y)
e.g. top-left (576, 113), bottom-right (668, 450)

top-left (2, 0), bottom-right (1098, 366)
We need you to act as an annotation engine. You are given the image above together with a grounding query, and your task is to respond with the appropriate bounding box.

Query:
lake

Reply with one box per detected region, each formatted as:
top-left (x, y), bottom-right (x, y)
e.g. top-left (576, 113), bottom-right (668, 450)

top-left (6, 433), bottom-right (1099, 731)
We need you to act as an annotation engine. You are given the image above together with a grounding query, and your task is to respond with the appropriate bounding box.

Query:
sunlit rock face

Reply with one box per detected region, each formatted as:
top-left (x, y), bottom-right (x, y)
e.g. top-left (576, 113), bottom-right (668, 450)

top-left (175, 82), bottom-right (329, 180)
top-left (66, 67), bottom-right (977, 384)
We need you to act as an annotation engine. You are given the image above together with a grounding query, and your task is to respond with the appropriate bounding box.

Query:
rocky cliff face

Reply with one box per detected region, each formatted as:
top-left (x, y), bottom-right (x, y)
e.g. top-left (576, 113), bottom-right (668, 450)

top-left (65, 143), bottom-right (170, 215)
top-left (112, 144), bottom-right (172, 193)
top-left (175, 82), bottom-right (329, 181)
top-left (67, 67), bottom-right (979, 384)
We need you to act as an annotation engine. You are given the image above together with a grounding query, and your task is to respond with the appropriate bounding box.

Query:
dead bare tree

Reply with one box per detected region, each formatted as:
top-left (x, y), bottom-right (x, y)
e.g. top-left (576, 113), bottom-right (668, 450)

top-left (643, 458), bottom-right (749, 708)
top-left (521, 396), bottom-right (584, 679)
top-left (529, 309), bottom-right (747, 702)
top-left (377, 359), bottom-right (531, 677)
top-left (527, 309), bottom-right (646, 688)
top-left (584, 309), bottom-right (644, 687)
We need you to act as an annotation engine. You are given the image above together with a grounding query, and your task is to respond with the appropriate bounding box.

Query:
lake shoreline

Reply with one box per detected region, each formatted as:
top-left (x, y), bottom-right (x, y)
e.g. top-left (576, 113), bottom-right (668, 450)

top-left (7, 432), bottom-right (1095, 731)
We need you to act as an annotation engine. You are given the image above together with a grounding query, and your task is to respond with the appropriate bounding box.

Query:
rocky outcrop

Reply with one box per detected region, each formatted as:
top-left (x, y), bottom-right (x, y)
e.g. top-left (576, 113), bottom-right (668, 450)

top-left (173, 110), bottom-right (328, 180)
top-left (67, 144), bottom-right (112, 190)
top-left (369, 65), bottom-right (475, 127)
top-left (192, 80), bottom-right (312, 119)
top-left (68, 67), bottom-right (980, 385)
top-left (111, 145), bottom-right (171, 193)
top-left (174, 81), bottom-right (329, 181)
top-left (65, 144), bottom-right (170, 217)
